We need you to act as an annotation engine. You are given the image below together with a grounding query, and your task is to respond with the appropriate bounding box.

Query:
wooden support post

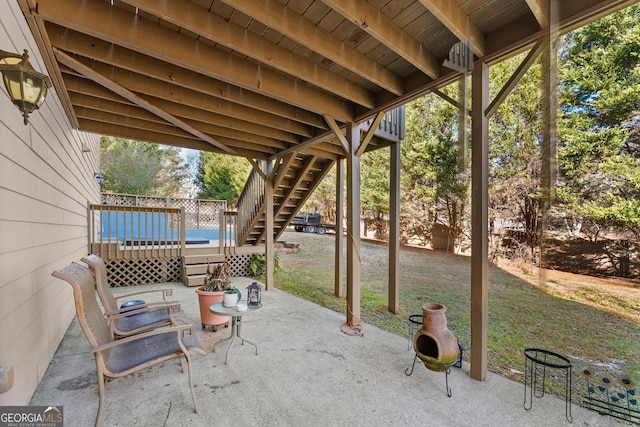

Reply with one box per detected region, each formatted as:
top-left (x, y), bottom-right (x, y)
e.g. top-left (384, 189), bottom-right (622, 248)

top-left (389, 141), bottom-right (400, 313)
top-left (335, 159), bottom-right (345, 298)
top-left (539, 0), bottom-right (559, 287)
top-left (265, 160), bottom-right (274, 291)
top-left (458, 76), bottom-right (468, 167)
top-left (470, 61), bottom-right (489, 381)
top-left (346, 122), bottom-right (361, 325)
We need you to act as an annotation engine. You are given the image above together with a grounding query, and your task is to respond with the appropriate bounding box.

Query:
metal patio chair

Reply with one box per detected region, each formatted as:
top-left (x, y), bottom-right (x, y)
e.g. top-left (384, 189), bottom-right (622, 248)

top-left (52, 261), bottom-right (206, 427)
top-left (82, 254), bottom-right (187, 337)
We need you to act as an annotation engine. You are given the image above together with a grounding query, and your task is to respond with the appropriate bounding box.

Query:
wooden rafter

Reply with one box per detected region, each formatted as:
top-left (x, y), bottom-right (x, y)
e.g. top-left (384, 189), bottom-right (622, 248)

top-left (525, 0), bottom-right (549, 28)
top-left (121, 0), bottom-right (376, 109)
top-left (356, 112), bottom-right (385, 157)
top-left (321, 0), bottom-right (441, 79)
top-left (222, 0), bottom-right (404, 96)
top-left (55, 49), bottom-right (236, 154)
top-left (323, 115), bottom-right (349, 154)
top-left (46, 24), bottom-right (325, 131)
top-left (35, 0), bottom-right (353, 122)
top-left (418, 0), bottom-right (485, 57)
top-left (485, 39), bottom-right (546, 119)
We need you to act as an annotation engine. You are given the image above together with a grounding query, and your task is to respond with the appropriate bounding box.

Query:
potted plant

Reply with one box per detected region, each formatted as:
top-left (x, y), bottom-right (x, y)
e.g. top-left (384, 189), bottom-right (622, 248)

top-left (195, 261), bottom-right (232, 331)
top-left (222, 286), bottom-right (241, 307)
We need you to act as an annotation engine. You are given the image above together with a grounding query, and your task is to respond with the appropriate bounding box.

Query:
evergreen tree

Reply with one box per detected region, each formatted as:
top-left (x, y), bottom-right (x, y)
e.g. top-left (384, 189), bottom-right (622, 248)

top-left (402, 88), bottom-right (470, 252)
top-left (196, 152), bottom-right (250, 205)
top-left (489, 54), bottom-right (543, 247)
top-left (559, 4), bottom-right (640, 237)
top-left (100, 137), bottom-right (187, 196)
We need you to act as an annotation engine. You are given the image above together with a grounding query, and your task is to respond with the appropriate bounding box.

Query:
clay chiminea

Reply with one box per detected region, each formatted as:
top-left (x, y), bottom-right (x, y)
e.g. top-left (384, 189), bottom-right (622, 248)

top-left (413, 303), bottom-right (459, 372)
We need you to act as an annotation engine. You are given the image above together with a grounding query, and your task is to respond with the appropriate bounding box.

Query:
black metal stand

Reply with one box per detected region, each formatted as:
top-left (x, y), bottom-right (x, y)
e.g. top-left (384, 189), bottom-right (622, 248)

top-left (523, 348), bottom-right (572, 423)
top-left (405, 354), bottom-right (454, 397)
top-left (407, 314), bottom-right (422, 350)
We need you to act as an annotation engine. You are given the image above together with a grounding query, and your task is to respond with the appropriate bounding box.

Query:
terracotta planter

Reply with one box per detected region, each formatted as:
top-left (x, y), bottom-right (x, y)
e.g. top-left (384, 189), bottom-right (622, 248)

top-left (195, 286), bottom-right (229, 330)
top-left (413, 303), bottom-right (459, 372)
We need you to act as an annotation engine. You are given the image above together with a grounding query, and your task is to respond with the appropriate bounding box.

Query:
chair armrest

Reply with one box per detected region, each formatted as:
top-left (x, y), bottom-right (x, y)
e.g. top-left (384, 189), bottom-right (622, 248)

top-left (92, 323), bottom-right (202, 354)
top-left (113, 288), bottom-right (174, 304)
top-left (103, 301), bottom-right (182, 320)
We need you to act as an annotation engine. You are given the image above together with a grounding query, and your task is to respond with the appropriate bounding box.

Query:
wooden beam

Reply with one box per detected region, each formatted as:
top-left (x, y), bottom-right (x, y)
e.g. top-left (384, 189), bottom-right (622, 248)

top-left (418, 0), bottom-right (485, 56)
top-left (271, 130), bottom-right (336, 160)
top-left (335, 159), bottom-right (345, 298)
top-left (54, 49), bottom-right (236, 154)
top-left (121, 0), bottom-right (376, 109)
top-left (18, 0), bottom-right (79, 128)
top-left (470, 61), bottom-right (489, 381)
top-left (79, 118), bottom-right (269, 158)
top-left (321, 0), bottom-right (440, 79)
top-left (63, 67), bottom-right (310, 142)
top-left (458, 77), bottom-right (469, 167)
top-left (72, 94), bottom-right (289, 151)
top-left (57, 53), bottom-right (312, 138)
top-left (433, 89), bottom-right (463, 111)
top-left (388, 142), bottom-right (400, 314)
top-left (68, 82), bottom-right (296, 150)
top-left (356, 112), bottom-right (385, 157)
top-left (223, 0), bottom-right (404, 96)
top-left (323, 115), bottom-right (349, 154)
top-left (272, 154), bottom-right (296, 190)
top-left (485, 39), bottom-right (546, 119)
top-left (35, 0), bottom-right (353, 122)
top-left (249, 160), bottom-right (267, 181)
top-left (346, 122), bottom-right (362, 327)
top-left (525, 0), bottom-right (549, 28)
top-left (539, 0), bottom-right (560, 284)
top-left (273, 156), bottom-right (318, 219)
top-left (265, 161), bottom-right (275, 290)
top-left (76, 106), bottom-right (279, 155)
top-left (46, 23), bottom-right (326, 130)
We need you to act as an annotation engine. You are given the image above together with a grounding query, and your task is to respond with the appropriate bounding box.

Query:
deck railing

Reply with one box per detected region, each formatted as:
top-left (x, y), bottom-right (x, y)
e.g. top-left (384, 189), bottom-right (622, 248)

top-left (100, 193), bottom-right (226, 230)
top-left (220, 210), bottom-right (238, 252)
top-left (88, 204), bottom-right (185, 260)
top-left (364, 105), bottom-right (406, 143)
top-left (235, 167), bottom-right (266, 246)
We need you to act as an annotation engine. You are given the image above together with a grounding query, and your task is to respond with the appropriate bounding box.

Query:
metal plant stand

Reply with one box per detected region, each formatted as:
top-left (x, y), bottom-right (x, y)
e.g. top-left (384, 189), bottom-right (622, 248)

top-left (523, 348), bottom-right (572, 423)
top-left (405, 355), bottom-right (455, 397)
top-left (407, 314), bottom-right (422, 350)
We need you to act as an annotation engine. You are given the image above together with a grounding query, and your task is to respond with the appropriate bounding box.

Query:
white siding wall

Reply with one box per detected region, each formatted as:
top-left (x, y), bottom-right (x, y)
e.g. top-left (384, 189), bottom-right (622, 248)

top-left (0, 2), bottom-right (101, 405)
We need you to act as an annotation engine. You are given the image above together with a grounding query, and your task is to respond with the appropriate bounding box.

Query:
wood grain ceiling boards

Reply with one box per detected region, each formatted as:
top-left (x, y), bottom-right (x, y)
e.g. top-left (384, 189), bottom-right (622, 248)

top-left (18, 0), bottom-right (636, 160)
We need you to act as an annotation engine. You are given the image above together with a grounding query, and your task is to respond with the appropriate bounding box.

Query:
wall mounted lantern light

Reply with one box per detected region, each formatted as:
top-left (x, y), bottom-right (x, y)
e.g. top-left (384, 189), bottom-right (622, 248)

top-left (94, 173), bottom-right (105, 189)
top-left (0, 49), bottom-right (52, 125)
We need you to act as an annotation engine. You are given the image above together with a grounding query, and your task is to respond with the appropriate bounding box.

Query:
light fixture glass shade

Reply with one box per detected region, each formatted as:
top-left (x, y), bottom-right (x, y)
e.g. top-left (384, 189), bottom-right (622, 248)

top-left (0, 49), bottom-right (52, 125)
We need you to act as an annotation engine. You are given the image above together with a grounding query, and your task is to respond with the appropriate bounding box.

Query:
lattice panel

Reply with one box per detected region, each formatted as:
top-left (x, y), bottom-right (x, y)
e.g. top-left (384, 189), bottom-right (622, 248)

top-left (227, 253), bottom-right (253, 277)
top-left (100, 194), bottom-right (226, 229)
top-left (106, 257), bottom-right (182, 287)
top-left (107, 255), bottom-right (251, 287)
top-left (172, 199), bottom-right (226, 229)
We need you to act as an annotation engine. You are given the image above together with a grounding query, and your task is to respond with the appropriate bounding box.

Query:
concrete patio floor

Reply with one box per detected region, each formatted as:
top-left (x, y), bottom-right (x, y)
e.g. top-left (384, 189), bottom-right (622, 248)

top-left (31, 278), bottom-right (624, 426)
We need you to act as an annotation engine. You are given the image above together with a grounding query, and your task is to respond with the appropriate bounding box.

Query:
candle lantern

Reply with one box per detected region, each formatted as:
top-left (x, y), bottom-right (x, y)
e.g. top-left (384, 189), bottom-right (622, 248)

top-left (247, 282), bottom-right (262, 306)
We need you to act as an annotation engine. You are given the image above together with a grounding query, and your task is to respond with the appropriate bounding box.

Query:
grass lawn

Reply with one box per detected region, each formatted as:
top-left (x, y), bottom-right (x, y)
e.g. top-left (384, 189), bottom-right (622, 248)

top-left (274, 230), bottom-right (640, 402)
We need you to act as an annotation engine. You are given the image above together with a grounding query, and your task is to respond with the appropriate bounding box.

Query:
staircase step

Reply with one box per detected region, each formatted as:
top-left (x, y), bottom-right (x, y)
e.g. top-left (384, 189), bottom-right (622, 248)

top-left (183, 254), bottom-right (226, 265)
top-left (185, 274), bottom-right (206, 287)
top-left (182, 254), bottom-right (227, 287)
top-left (184, 264), bottom-right (220, 276)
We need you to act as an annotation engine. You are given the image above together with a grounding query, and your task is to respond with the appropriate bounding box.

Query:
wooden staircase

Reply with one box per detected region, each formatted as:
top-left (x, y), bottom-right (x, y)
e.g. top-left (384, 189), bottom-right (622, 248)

top-left (234, 106), bottom-right (405, 247)
top-left (236, 153), bottom-right (335, 246)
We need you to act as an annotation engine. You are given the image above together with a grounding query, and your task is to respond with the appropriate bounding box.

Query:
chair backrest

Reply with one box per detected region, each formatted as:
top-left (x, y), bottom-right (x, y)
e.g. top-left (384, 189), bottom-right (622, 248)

top-left (52, 262), bottom-right (113, 348)
top-left (82, 254), bottom-right (118, 313)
